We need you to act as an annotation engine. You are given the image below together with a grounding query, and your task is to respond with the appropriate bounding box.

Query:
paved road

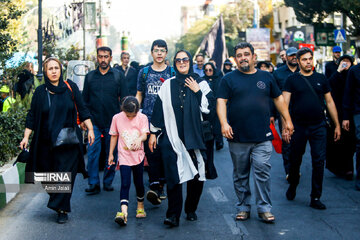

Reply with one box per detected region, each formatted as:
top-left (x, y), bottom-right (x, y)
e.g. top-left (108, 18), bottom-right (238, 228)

top-left (1, 141), bottom-right (360, 240)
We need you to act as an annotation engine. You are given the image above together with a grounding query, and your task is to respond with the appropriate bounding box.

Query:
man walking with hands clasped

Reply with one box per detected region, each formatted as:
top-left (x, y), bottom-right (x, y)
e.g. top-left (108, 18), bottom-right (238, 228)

top-left (217, 42), bottom-right (294, 223)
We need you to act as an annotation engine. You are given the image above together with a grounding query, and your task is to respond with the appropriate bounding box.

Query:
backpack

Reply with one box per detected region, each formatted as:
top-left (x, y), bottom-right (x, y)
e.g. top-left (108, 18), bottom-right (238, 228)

top-left (141, 66), bottom-right (176, 85)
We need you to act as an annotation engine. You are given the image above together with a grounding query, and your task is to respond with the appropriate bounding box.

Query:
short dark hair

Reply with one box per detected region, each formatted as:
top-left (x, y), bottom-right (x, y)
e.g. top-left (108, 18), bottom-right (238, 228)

top-left (151, 39), bottom-right (168, 52)
top-left (121, 52), bottom-right (130, 59)
top-left (296, 47), bottom-right (313, 60)
top-left (195, 53), bottom-right (204, 59)
top-left (121, 96), bottom-right (140, 113)
top-left (97, 46), bottom-right (112, 56)
top-left (234, 42), bottom-right (255, 55)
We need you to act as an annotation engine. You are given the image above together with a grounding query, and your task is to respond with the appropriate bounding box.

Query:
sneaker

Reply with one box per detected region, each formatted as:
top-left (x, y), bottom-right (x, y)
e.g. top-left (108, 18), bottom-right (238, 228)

top-left (85, 184), bottom-right (100, 195)
top-left (103, 184), bottom-right (114, 192)
top-left (186, 212), bottom-right (197, 221)
top-left (146, 190), bottom-right (161, 205)
top-left (57, 211), bottom-right (68, 224)
top-left (164, 216), bottom-right (179, 227)
top-left (159, 187), bottom-right (167, 200)
top-left (310, 198), bottom-right (326, 210)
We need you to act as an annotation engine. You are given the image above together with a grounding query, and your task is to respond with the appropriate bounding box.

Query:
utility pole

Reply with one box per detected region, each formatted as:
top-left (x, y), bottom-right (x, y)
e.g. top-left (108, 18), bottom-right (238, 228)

top-left (37, 0), bottom-right (43, 78)
top-left (83, 0), bottom-right (86, 60)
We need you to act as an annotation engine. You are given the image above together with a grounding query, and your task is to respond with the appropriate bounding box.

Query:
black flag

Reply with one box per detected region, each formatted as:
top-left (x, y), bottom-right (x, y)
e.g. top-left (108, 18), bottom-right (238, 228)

top-left (199, 15), bottom-right (227, 70)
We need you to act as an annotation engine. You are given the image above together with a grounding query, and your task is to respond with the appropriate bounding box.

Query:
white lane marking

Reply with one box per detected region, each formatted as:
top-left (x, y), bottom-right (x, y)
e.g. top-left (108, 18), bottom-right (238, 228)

top-left (208, 186), bottom-right (229, 202)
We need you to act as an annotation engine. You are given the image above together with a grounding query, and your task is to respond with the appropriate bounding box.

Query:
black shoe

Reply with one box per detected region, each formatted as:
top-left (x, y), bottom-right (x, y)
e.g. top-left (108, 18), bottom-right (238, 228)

top-left (286, 185), bottom-right (296, 200)
top-left (146, 190), bottom-right (161, 205)
top-left (216, 142), bottom-right (223, 151)
top-left (186, 212), bottom-right (197, 221)
top-left (103, 184), bottom-right (114, 192)
top-left (85, 184), bottom-right (100, 195)
top-left (310, 198), bottom-right (326, 210)
top-left (164, 216), bottom-right (179, 227)
top-left (57, 211), bottom-right (68, 224)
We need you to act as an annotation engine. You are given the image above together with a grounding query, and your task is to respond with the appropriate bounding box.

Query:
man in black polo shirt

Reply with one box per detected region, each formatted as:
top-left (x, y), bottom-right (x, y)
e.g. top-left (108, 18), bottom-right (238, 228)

top-left (283, 47), bottom-right (341, 209)
top-left (325, 46), bottom-right (341, 79)
top-left (217, 42), bottom-right (294, 223)
top-left (82, 46), bottom-right (128, 194)
top-left (273, 47), bottom-right (299, 178)
top-left (115, 52), bottom-right (138, 96)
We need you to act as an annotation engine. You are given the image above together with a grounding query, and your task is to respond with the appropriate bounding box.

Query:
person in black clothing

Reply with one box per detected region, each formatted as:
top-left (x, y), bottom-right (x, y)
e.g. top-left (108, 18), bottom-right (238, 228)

top-left (149, 50), bottom-right (216, 227)
top-left (256, 61), bottom-right (270, 72)
top-left (19, 57), bottom-right (95, 224)
top-left (15, 62), bottom-right (34, 99)
top-left (276, 49), bottom-right (286, 68)
top-left (223, 58), bottom-right (233, 74)
top-left (82, 46), bottom-right (129, 194)
top-left (273, 47), bottom-right (299, 178)
top-left (203, 62), bottom-right (223, 156)
top-left (326, 55), bottom-right (356, 179)
top-left (343, 63), bottom-right (360, 191)
top-left (115, 52), bottom-right (138, 96)
top-left (325, 46), bottom-right (342, 79)
top-left (283, 47), bottom-right (341, 210)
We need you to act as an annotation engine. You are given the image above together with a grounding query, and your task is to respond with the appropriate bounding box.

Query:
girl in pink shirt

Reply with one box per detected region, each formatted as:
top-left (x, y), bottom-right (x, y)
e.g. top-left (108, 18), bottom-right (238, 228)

top-left (108, 96), bottom-right (149, 226)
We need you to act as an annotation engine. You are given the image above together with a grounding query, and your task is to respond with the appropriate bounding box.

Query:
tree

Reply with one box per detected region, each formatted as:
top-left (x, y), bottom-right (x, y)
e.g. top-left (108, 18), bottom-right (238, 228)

top-left (176, 0), bottom-right (254, 57)
top-left (284, 0), bottom-right (360, 36)
top-left (0, 0), bottom-right (26, 66)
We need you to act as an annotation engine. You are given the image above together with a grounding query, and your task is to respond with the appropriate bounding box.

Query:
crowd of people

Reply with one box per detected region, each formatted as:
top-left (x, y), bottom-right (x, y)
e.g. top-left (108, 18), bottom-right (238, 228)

top-left (12, 38), bottom-right (359, 227)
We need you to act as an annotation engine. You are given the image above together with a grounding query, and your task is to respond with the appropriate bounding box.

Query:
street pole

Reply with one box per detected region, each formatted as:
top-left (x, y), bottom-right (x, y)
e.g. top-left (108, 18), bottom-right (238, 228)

top-left (37, 0), bottom-right (43, 79)
top-left (83, 0), bottom-right (86, 60)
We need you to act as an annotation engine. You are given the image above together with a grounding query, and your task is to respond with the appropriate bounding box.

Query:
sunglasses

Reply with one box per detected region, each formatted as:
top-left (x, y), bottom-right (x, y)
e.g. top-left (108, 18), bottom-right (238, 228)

top-left (175, 57), bottom-right (190, 64)
top-left (205, 69), bottom-right (213, 72)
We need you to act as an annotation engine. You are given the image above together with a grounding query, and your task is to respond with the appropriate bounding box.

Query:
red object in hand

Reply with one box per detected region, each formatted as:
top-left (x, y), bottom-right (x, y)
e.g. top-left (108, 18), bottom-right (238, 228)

top-left (160, 77), bottom-right (165, 83)
top-left (270, 123), bottom-right (282, 154)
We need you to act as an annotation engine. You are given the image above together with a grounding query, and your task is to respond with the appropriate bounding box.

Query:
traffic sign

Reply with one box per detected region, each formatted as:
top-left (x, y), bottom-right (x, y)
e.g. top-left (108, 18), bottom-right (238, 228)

top-left (314, 23), bottom-right (336, 47)
top-left (334, 29), bottom-right (346, 43)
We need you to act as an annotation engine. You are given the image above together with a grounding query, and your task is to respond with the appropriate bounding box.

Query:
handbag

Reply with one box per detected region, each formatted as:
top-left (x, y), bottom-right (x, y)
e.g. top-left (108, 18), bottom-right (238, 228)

top-left (46, 89), bottom-right (80, 148)
top-left (299, 74), bottom-right (331, 128)
top-left (54, 127), bottom-right (80, 147)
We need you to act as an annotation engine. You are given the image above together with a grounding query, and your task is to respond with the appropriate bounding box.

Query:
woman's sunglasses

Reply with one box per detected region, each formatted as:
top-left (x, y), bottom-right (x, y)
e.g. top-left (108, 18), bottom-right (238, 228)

top-left (175, 57), bottom-right (190, 64)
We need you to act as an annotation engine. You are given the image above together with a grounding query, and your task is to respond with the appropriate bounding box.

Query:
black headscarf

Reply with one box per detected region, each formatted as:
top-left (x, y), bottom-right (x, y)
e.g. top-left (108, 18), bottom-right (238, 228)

top-left (173, 50), bottom-right (199, 83)
top-left (44, 61), bottom-right (77, 145)
top-left (172, 50), bottom-right (206, 150)
top-left (203, 62), bottom-right (216, 79)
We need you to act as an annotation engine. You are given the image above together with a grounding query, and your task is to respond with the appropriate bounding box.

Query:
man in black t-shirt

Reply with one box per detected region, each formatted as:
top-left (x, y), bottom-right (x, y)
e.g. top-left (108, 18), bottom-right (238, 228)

top-left (283, 47), bottom-right (341, 210)
top-left (325, 46), bottom-right (341, 79)
top-left (217, 42), bottom-right (294, 223)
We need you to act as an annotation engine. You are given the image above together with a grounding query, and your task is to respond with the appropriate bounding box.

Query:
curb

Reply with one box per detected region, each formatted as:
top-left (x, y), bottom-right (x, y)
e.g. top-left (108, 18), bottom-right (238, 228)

top-left (0, 160), bottom-right (26, 209)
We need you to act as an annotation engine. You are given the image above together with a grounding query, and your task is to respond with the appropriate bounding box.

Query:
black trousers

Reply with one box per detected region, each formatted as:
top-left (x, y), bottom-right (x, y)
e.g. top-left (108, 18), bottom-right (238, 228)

top-left (279, 119), bottom-right (291, 174)
top-left (144, 136), bottom-right (165, 191)
top-left (47, 144), bottom-right (80, 213)
top-left (288, 122), bottom-right (327, 199)
top-left (166, 178), bottom-right (204, 219)
top-left (326, 126), bottom-right (356, 176)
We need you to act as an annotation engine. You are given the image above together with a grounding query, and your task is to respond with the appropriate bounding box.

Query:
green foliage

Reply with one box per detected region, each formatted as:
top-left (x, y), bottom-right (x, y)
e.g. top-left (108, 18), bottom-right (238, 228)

top-left (0, 106), bottom-right (27, 166)
top-left (284, 0), bottom-right (360, 36)
top-left (0, 0), bottom-right (26, 67)
top-left (176, 0), bottom-right (254, 58)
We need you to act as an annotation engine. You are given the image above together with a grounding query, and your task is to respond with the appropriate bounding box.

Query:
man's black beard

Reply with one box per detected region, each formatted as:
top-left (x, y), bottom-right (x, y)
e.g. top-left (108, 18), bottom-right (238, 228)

top-left (301, 68), bottom-right (312, 73)
top-left (240, 65), bottom-right (250, 72)
top-left (99, 62), bottom-right (109, 70)
top-left (288, 61), bottom-right (298, 67)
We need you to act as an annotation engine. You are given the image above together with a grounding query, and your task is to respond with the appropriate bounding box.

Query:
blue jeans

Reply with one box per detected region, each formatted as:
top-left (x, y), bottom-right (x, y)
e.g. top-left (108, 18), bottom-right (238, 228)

top-left (352, 114), bottom-right (360, 189)
top-left (288, 121), bottom-right (327, 199)
top-left (87, 125), bottom-right (118, 185)
top-left (119, 161), bottom-right (145, 206)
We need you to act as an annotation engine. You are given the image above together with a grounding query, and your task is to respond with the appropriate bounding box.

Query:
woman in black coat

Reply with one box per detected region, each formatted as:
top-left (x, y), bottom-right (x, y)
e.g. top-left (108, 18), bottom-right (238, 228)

top-left (148, 50), bottom-right (216, 227)
top-left (203, 62), bottom-right (223, 157)
top-left (326, 55), bottom-right (356, 179)
top-left (20, 57), bottom-right (95, 223)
